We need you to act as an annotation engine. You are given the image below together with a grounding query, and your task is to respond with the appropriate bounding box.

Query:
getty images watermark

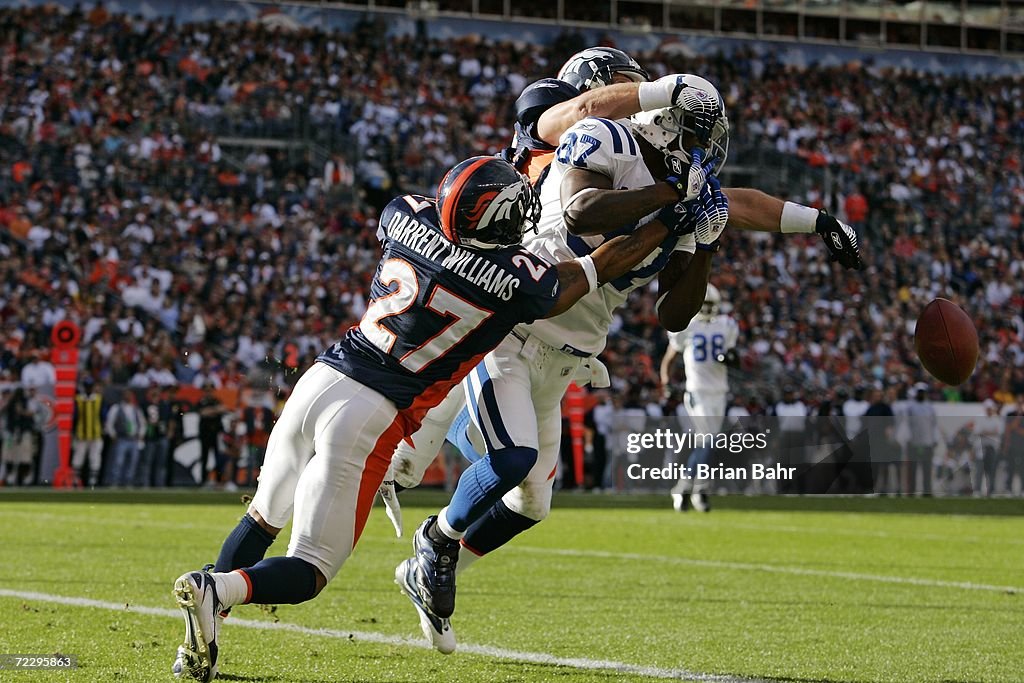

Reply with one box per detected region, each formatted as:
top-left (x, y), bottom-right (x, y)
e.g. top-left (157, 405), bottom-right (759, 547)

top-left (624, 428), bottom-right (796, 481)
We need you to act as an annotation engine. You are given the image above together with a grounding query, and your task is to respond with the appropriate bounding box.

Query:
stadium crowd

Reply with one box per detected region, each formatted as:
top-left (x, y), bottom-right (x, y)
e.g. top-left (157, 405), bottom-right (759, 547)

top-left (1, 5), bottom-right (1023, 488)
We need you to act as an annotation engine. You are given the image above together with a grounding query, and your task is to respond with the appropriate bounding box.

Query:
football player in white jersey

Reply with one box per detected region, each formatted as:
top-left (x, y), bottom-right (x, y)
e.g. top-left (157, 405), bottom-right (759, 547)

top-left (393, 75), bottom-right (733, 652)
top-left (383, 53), bottom-right (863, 537)
top-left (661, 283), bottom-right (739, 512)
top-left (389, 58), bottom-right (863, 652)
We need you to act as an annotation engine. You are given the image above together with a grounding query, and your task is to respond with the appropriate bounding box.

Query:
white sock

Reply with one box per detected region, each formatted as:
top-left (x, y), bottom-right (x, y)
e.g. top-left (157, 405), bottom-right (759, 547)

top-left (436, 507), bottom-right (466, 541)
top-left (212, 570), bottom-right (250, 608)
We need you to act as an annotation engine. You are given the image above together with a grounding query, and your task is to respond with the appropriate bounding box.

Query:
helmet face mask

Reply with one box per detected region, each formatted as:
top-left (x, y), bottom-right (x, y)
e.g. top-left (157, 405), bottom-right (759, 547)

top-left (435, 157), bottom-right (539, 250)
top-left (557, 47), bottom-right (649, 92)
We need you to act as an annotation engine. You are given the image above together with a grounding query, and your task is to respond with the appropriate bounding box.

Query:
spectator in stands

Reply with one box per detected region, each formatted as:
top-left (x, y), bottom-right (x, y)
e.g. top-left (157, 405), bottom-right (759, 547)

top-left (943, 422), bottom-right (974, 495)
top-left (774, 386), bottom-right (809, 493)
top-left (974, 399), bottom-right (1003, 496)
top-left (105, 389), bottom-right (145, 487)
top-left (2, 387), bottom-right (35, 486)
top-left (589, 391), bottom-right (613, 490)
top-left (905, 387), bottom-right (938, 495)
top-left (72, 377), bottom-right (105, 488)
top-left (241, 392), bottom-right (275, 487)
top-left (864, 386), bottom-right (898, 494)
top-left (196, 383), bottom-right (226, 487)
top-left (843, 185), bottom-right (869, 238)
top-left (143, 386), bottom-right (174, 487)
top-left (842, 386), bottom-right (870, 442)
top-left (24, 387), bottom-right (49, 485)
top-left (20, 349), bottom-right (56, 389)
top-left (1003, 395), bottom-right (1024, 495)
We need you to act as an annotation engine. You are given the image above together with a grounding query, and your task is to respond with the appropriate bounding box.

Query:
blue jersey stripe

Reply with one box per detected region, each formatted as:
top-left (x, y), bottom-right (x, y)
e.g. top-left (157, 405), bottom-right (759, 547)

top-left (616, 120), bottom-right (638, 156)
top-left (608, 234), bottom-right (680, 292)
top-left (593, 118), bottom-right (623, 154)
top-left (566, 233), bottom-right (595, 258)
top-left (475, 363), bottom-right (514, 450)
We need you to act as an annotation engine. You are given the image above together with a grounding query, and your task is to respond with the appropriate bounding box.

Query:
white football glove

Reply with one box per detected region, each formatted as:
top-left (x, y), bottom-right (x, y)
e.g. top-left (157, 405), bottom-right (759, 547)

top-left (692, 176), bottom-right (729, 246)
top-left (639, 74), bottom-right (722, 146)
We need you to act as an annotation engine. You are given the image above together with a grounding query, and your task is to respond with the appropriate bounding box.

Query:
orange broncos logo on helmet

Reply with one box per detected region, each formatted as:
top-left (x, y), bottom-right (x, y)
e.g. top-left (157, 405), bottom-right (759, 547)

top-left (464, 190), bottom-right (500, 228)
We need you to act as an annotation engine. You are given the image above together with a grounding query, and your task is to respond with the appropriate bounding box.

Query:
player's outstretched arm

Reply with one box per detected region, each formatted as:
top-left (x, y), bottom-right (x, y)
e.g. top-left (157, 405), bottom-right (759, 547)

top-left (722, 187), bottom-right (783, 232)
top-left (560, 167), bottom-right (678, 237)
top-left (723, 188), bottom-right (864, 270)
top-left (537, 74), bottom-right (704, 147)
top-left (538, 83), bottom-right (642, 147)
top-left (544, 207), bottom-right (691, 318)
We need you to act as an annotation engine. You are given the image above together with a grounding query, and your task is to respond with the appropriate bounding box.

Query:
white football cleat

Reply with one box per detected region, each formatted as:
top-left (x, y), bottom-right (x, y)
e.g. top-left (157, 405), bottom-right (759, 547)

top-left (671, 492), bottom-right (688, 512)
top-left (172, 571), bottom-right (224, 681)
top-left (395, 559), bottom-right (456, 654)
top-left (173, 613), bottom-right (227, 678)
top-left (690, 492), bottom-right (711, 513)
top-left (379, 478), bottom-right (404, 538)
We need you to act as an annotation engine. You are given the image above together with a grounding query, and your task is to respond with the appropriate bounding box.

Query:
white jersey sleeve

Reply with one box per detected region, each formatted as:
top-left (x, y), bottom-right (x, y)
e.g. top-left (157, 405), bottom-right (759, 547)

top-left (724, 315), bottom-right (739, 351)
top-left (553, 117), bottom-right (642, 180)
top-left (667, 329), bottom-right (691, 353)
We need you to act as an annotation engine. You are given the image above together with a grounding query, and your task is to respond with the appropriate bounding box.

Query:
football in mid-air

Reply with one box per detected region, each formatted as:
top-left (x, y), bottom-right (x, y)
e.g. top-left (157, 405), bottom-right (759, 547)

top-left (914, 298), bottom-right (979, 385)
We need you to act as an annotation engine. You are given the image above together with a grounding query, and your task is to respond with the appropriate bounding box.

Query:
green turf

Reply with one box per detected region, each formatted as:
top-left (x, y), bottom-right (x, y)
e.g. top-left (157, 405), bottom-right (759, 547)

top-left (0, 492), bottom-right (1021, 682)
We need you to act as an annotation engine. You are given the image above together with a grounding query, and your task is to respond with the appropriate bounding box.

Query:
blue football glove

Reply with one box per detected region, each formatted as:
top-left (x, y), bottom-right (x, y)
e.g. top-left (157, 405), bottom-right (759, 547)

top-left (657, 175), bottom-right (729, 240)
top-left (665, 148), bottom-right (719, 203)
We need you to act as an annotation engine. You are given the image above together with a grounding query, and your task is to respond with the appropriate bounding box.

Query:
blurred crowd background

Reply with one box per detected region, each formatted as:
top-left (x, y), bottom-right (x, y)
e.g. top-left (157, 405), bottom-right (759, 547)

top-left (1, 4), bottom-right (1022, 491)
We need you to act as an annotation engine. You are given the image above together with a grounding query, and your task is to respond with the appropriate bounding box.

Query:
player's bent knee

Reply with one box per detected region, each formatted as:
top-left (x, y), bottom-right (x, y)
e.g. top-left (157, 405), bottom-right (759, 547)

top-left (247, 506), bottom-right (283, 537)
top-left (502, 483), bottom-right (552, 522)
top-left (489, 446), bottom-right (538, 485)
top-left (311, 567), bottom-right (328, 597)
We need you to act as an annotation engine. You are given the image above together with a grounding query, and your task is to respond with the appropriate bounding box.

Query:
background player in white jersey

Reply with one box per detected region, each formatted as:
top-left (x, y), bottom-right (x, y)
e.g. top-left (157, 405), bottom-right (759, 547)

top-left (167, 156), bottom-right (698, 681)
top-left (661, 283), bottom-right (739, 512)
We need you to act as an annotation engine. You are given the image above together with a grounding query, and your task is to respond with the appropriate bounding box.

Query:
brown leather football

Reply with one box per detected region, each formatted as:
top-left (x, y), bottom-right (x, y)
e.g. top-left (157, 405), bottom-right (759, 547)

top-left (914, 298), bottom-right (979, 386)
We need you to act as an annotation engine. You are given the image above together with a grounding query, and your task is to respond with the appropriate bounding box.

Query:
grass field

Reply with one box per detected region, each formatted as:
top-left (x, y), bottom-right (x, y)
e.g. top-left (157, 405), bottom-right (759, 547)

top-left (0, 491), bottom-right (1021, 682)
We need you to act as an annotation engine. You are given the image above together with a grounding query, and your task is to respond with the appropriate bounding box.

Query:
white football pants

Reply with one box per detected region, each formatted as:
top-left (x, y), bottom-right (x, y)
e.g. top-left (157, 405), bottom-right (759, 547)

top-left (251, 362), bottom-right (400, 581)
top-left (391, 330), bottom-right (582, 522)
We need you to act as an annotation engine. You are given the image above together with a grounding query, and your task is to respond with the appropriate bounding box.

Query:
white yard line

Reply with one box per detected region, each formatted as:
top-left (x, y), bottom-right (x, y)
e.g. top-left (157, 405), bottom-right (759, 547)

top-left (515, 546), bottom-right (1022, 594)
top-left (684, 519), bottom-right (1024, 546)
top-left (0, 588), bottom-right (756, 682)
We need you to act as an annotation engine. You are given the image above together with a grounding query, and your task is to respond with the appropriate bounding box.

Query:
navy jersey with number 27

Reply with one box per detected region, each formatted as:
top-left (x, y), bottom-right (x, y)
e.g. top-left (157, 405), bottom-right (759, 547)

top-left (317, 194), bottom-right (560, 424)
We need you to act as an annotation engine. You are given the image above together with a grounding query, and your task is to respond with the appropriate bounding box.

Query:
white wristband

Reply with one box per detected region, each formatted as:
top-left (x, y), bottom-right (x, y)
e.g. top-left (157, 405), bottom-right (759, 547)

top-left (637, 78), bottom-right (675, 111)
top-left (575, 255), bottom-right (599, 294)
top-left (780, 202), bottom-right (819, 234)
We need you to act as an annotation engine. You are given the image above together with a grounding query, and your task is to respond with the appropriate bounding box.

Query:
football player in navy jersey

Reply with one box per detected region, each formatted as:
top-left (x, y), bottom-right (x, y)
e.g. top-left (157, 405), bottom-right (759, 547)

top-left (169, 156), bottom-right (705, 682)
